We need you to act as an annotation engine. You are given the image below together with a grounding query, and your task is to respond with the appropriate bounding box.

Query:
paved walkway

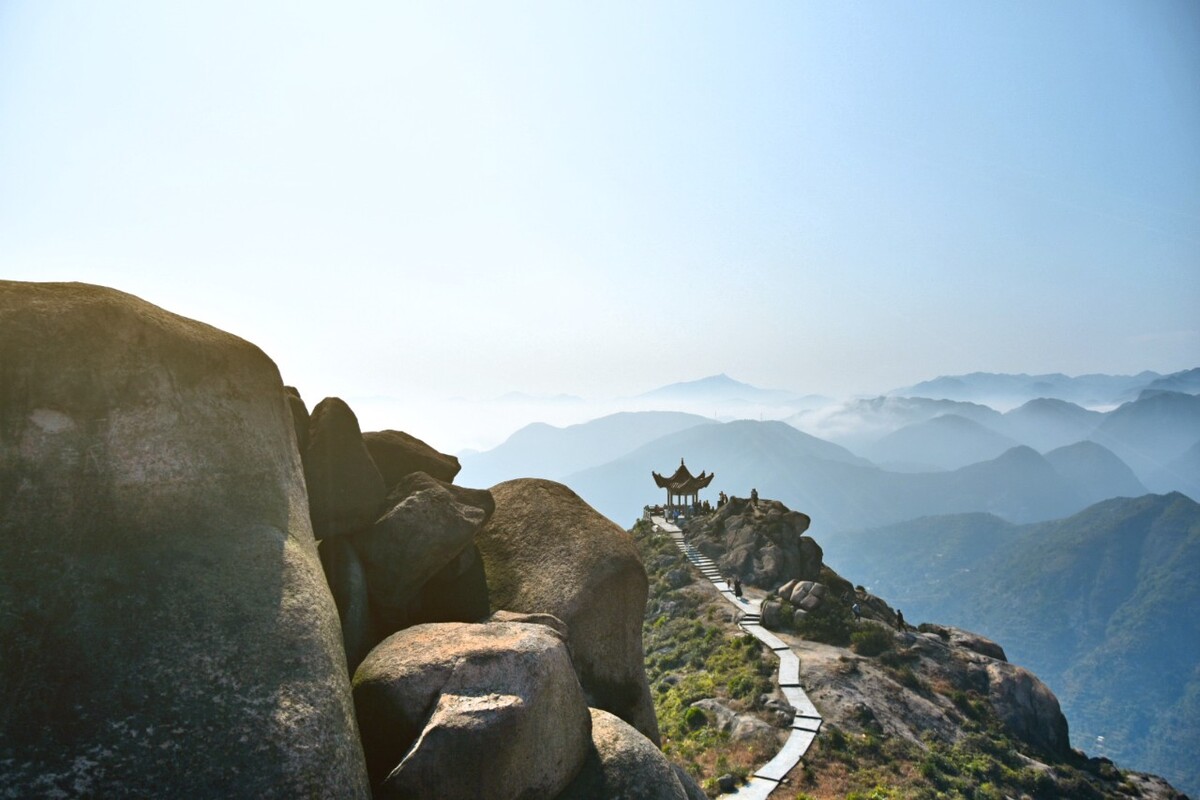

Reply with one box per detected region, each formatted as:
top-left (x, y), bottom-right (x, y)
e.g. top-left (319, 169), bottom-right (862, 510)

top-left (650, 516), bottom-right (822, 799)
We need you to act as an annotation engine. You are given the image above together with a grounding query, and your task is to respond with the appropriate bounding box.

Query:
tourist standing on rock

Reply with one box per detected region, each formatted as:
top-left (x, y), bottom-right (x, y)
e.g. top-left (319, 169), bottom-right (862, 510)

top-left (852, 603), bottom-right (861, 620)
top-left (895, 609), bottom-right (905, 630)
top-left (750, 488), bottom-right (758, 505)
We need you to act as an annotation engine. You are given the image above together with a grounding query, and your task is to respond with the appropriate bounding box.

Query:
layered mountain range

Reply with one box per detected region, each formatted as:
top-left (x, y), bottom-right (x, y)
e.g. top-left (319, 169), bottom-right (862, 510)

top-left (3, 283), bottom-right (1193, 799)
top-left (457, 370), bottom-right (1200, 794)
top-left (822, 492), bottom-right (1200, 797)
top-left (459, 383), bottom-right (1198, 531)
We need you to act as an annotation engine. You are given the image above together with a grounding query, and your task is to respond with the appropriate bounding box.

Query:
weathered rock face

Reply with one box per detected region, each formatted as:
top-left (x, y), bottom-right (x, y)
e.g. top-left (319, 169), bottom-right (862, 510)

top-left (284, 385), bottom-right (310, 452)
top-left (557, 708), bottom-right (688, 800)
top-left (689, 698), bottom-right (777, 742)
top-left (985, 661), bottom-right (1071, 757)
top-left (304, 396), bottom-right (387, 538)
top-left (352, 621), bottom-right (591, 799)
top-left (948, 626), bottom-right (1007, 662)
top-left (0, 281), bottom-right (369, 798)
top-left (477, 478), bottom-right (661, 745)
top-left (351, 471), bottom-right (488, 637)
top-left (486, 609), bottom-right (570, 639)
top-left (672, 764), bottom-right (709, 800)
top-left (688, 497), bottom-right (819, 588)
top-left (364, 428), bottom-right (461, 486)
top-left (405, 543), bottom-right (492, 626)
top-left (318, 536), bottom-right (375, 674)
top-left (383, 470), bottom-right (495, 526)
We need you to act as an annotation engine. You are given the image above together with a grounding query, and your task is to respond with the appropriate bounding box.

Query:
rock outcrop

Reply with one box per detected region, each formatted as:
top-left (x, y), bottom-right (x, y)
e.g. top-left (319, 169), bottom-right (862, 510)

top-left (689, 698), bottom-right (777, 742)
top-left (0, 281), bottom-right (369, 798)
top-left (558, 709), bottom-right (689, 800)
top-left (304, 397), bottom-right (387, 538)
top-left (351, 471), bottom-right (490, 638)
top-left (352, 621), bottom-right (591, 799)
top-left (686, 497), bottom-right (820, 588)
top-left (477, 478), bottom-right (661, 744)
top-left (986, 661), bottom-right (1071, 757)
top-left (364, 428), bottom-right (461, 486)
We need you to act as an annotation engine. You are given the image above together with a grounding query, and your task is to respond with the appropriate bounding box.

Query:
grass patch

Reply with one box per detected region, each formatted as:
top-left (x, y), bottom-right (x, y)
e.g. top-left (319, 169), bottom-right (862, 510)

top-left (632, 519), bottom-right (783, 792)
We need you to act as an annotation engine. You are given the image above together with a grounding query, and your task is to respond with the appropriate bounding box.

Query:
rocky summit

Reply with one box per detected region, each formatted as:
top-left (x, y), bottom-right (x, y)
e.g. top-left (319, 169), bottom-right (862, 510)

top-left (0, 280), bottom-right (681, 799)
top-left (0, 281), bottom-right (1188, 799)
top-left (685, 496), bottom-right (821, 589)
top-left (648, 495), bottom-right (1189, 799)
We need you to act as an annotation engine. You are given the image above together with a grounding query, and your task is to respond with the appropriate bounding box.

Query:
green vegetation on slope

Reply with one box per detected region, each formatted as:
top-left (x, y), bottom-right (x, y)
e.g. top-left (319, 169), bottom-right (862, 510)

top-left (822, 492), bottom-right (1200, 797)
top-left (633, 519), bottom-right (782, 795)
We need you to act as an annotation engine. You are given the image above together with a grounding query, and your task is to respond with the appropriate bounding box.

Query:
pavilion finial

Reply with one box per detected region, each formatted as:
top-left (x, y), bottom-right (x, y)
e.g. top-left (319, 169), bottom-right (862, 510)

top-left (681, 457), bottom-right (685, 466)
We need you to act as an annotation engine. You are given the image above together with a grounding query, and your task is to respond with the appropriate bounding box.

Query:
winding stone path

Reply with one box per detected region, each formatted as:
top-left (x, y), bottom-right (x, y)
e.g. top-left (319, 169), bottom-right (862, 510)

top-left (650, 516), bottom-right (822, 799)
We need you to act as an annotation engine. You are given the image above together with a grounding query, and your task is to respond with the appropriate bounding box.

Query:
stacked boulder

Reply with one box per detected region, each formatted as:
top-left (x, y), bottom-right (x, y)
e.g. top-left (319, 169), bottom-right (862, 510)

top-left (293, 394), bottom-right (493, 673)
top-left (298, 416), bottom-right (686, 797)
top-left (284, 395), bottom-right (686, 797)
top-left (475, 479), bottom-right (663, 745)
top-left (775, 579), bottom-right (830, 625)
top-left (0, 281), bottom-right (686, 800)
top-left (685, 496), bottom-right (820, 588)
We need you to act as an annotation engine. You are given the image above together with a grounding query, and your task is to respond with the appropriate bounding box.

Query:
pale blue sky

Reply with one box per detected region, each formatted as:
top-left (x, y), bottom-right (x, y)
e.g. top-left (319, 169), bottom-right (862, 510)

top-left (2, 1), bottom-right (1198, 408)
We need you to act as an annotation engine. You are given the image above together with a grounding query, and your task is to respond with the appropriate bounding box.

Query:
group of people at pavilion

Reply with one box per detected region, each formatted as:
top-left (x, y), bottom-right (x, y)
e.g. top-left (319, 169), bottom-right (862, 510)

top-left (649, 458), bottom-right (758, 520)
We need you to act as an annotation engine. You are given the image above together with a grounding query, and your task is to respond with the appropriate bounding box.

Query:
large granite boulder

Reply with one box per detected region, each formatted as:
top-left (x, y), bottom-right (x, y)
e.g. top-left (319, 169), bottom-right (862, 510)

top-left (948, 626), bottom-right (1007, 662)
top-left (353, 621), bottom-right (591, 799)
top-left (304, 397), bottom-right (387, 538)
top-left (557, 708), bottom-right (688, 800)
top-left (0, 281), bottom-right (369, 797)
top-left (672, 765), bottom-right (709, 800)
top-left (477, 478), bottom-right (660, 744)
top-left (688, 497), bottom-right (819, 588)
top-left (382, 470), bottom-right (494, 526)
top-left (364, 428), bottom-right (461, 486)
top-left (350, 471), bottom-right (488, 636)
top-left (985, 661), bottom-right (1071, 756)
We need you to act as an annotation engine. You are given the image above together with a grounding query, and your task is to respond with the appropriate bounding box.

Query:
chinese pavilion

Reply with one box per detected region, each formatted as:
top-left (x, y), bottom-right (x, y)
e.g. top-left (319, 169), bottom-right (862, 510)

top-left (652, 458), bottom-right (715, 512)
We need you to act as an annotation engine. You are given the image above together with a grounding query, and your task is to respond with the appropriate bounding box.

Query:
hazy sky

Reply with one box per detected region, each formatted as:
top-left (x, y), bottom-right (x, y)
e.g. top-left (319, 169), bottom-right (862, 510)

top-left (3, 2), bottom-right (1198, 408)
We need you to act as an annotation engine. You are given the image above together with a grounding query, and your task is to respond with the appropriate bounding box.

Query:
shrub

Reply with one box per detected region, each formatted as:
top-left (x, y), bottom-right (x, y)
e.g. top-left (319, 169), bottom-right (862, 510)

top-left (877, 649), bottom-right (911, 668)
top-left (851, 626), bottom-right (894, 656)
top-left (887, 665), bottom-right (925, 692)
top-left (793, 600), bottom-right (855, 645)
top-left (684, 706), bottom-right (708, 730)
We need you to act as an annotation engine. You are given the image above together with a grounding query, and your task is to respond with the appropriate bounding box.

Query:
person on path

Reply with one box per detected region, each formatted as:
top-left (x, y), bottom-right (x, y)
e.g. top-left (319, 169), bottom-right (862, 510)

top-left (733, 577), bottom-right (743, 599)
top-left (852, 602), bottom-right (861, 620)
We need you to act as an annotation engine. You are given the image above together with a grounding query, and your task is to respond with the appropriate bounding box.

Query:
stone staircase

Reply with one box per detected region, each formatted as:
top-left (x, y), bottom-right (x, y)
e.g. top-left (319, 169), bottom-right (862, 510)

top-left (653, 516), bottom-right (821, 799)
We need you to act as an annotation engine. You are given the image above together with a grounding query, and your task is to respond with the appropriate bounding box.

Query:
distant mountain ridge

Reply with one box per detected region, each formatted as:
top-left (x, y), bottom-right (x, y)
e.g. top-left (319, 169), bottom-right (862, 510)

top-left (821, 493), bottom-right (1200, 798)
top-left (787, 390), bottom-right (1198, 499)
top-left (563, 420), bottom-right (1136, 530)
top-left (636, 373), bottom-right (794, 403)
top-left (889, 368), bottom-right (1195, 409)
top-left (457, 411), bottom-right (717, 490)
top-left (459, 372), bottom-right (1198, 524)
top-left (863, 413), bottom-right (1020, 470)
top-left (627, 373), bottom-right (830, 418)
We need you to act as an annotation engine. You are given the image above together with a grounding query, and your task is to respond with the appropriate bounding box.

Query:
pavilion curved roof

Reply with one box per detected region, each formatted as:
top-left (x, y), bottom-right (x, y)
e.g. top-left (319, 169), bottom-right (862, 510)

top-left (652, 459), bottom-right (715, 493)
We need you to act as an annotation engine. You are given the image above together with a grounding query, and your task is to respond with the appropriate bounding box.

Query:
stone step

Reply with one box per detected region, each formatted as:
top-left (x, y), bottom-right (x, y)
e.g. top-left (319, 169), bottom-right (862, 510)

top-left (660, 517), bottom-right (823, 797)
